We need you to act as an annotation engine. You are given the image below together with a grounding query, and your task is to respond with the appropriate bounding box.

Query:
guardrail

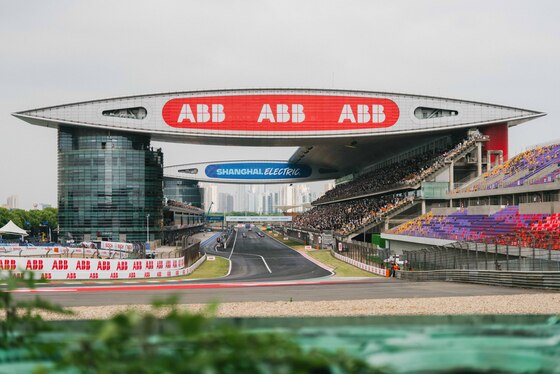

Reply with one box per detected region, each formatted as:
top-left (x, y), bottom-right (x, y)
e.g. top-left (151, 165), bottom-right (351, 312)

top-left (331, 250), bottom-right (387, 276)
top-left (398, 269), bottom-right (560, 290)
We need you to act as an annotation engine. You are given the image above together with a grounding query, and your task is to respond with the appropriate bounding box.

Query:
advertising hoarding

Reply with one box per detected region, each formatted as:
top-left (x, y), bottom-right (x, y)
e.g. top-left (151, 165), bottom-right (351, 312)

top-left (225, 216), bottom-right (293, 222)
top-left (162, 94), bottom-right (400, 131)
top-left (205, 162), bottom-right (312, 180)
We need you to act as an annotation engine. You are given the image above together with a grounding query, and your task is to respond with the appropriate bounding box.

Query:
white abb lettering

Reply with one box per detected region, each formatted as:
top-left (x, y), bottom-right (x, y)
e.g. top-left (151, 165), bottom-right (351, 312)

top-left (177, 104), bottom-right (225, 123)
top-left (338, 104), bottom-right (386, 123)
top-left (257, 104), bottom-right (305, 123)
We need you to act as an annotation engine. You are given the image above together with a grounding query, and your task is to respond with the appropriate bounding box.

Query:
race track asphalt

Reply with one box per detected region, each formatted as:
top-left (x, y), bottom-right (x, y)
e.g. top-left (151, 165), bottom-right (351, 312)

top-left (207, 227), bottom-right (332, 281)
top-left (11, 228), bottom-right (550, 307)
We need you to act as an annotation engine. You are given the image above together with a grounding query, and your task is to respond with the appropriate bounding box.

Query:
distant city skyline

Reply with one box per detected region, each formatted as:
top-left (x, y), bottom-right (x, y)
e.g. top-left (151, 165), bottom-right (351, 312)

top-left (202, 182), bottom-right (326, 214)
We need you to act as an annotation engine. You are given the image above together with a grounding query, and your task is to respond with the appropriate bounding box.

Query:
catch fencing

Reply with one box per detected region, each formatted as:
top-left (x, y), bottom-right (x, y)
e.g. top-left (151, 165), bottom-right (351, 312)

top-left (284, 227), bottom-right (336, 249)
top-left (403, 241), bottom-right (560, 272)
top-left (335, 239), bottom-right (390, 269)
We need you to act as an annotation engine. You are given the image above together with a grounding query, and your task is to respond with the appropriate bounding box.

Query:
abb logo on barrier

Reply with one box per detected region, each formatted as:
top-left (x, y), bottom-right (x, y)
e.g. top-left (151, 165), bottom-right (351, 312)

top-left (162, 95), bottom-right (399, 132)
top-left (52, 260), bottom-right (68, 270)
top-left (0, 259), bottom-right (16, 270)
top-left (26, 259), bottom-right (44, 270)
top-left (76, 260), bottom-right (90, 270)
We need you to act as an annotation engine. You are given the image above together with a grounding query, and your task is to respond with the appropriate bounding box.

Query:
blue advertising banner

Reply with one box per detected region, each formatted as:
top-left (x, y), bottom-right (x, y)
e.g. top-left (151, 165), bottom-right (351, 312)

top-left (205, 163), bottom-right (312, 180)
top-left (207, 215), bottom-right (225, 221)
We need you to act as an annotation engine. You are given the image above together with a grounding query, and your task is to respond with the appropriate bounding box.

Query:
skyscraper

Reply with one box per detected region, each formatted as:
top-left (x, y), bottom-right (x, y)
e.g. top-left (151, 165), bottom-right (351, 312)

top-left (6, 195), bottom-right (19, 209)
top-left (203, 184), bottom-right (218, 213)
top-left (218, 192), bottom-right (234, 213)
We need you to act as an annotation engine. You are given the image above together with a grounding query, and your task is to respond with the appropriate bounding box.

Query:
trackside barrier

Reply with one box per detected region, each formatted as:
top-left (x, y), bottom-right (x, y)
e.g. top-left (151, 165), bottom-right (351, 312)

top-left (200, 233), bottom-right (222, 246)
top-left (0, 246), bottom-right (132, 258)
top-left (332, 251), bottom-right (386, 276)
top-left (0, 255), bottom-right (207, 281)
top-left (97, 241), bottom-right (134, 252)
top-left (398, 269), bottom-right (560, 290)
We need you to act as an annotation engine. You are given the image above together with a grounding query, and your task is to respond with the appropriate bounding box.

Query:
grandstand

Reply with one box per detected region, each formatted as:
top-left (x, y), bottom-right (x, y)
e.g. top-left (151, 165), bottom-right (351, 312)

top-left (384, 143), bottom-right (560, 251)
top-left (390, 206), bottom-right (560, 250)
top-left (293, 194), bottom-right (413, 236)
top-left (162, 199), bottom-right (204, 245)
top-left (452, 143), bottom-right (560, 193)
top-left (314, 132), bottom-right (487, 205)
top-left (293, 135), bottom-right (560, 257)
top-left (295, 132), bottom-right (488, 238)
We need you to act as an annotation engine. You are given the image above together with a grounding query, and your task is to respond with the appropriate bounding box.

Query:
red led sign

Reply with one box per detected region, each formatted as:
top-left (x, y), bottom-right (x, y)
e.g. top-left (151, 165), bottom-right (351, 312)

top-left (162, 95), bottom-right (399, 131)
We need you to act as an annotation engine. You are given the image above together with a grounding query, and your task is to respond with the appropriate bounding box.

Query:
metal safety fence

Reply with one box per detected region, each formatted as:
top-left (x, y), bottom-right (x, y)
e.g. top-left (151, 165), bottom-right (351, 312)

top-left (403, 241), bottom-right (560, 272)
top-left (335, 240), bottom-right (390, 269)
top-left (182, 241), bottom-right (202, 267)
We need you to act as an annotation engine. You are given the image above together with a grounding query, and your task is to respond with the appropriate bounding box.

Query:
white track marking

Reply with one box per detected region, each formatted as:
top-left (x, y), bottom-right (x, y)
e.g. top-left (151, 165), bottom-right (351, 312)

top-left (242, 253), bottom-right (272, 273)
top-left (228, 230), bottom-right (238, 260)
top-left (224, 230), bottom-right (238, 277)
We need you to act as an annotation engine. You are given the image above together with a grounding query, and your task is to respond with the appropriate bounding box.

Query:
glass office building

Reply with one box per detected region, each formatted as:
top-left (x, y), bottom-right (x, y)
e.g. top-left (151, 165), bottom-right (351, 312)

top-left (163, 177), bottom-right (204, 208)
top-left (57, 126), bottom-right (163, 242)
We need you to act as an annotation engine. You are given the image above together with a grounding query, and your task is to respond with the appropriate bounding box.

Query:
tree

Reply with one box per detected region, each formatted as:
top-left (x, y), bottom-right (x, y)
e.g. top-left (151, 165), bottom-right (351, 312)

top-left (0, 208), bottom-right (58, 240)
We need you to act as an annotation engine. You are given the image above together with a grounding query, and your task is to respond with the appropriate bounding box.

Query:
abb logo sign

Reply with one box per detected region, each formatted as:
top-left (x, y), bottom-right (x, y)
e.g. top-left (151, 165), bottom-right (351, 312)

top-left (8, 256), bottom-right (192, 280)
top-left (52, 260), bottom-right (68, 270)
top-left (162, 95), bottom-right (399, 132)
top-left (26, 260), bottom-right (44, 270)
top-left (0, 259), bottom-right (16, 270)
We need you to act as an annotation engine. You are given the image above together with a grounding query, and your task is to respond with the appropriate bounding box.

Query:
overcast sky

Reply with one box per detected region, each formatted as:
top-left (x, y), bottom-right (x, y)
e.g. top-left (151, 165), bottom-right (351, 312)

top-left (1, 0), bottom-right (559, 209)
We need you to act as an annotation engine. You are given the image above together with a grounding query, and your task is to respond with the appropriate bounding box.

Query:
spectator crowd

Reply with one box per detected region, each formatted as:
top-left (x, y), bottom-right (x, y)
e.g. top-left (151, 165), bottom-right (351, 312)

top-left (294, 133), bottom-right (487, 236)
top-left (315, 133), bottom-right (487, 205)
top-left (166, 199), bottom-right (204, 214)
top-left (453, 142), bottom-right (560, 193)
top-left (293, 194), bottom-right (414, 236)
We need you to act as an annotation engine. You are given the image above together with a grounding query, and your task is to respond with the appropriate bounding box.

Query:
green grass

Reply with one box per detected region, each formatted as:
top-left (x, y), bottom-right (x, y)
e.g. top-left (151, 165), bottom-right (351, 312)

top-left (269, 232), bottom-right (306, 247)
top-left (305, 250), bottom-right (377, 277)
top-left (182, 256), bottom-right (229, 279)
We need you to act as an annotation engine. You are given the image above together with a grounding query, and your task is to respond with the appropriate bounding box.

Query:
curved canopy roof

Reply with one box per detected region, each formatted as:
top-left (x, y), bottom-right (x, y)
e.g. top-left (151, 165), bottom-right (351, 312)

top-left (14, 89), bottom-right (545, 180)
top-left (13, 89), bottom-right (545, 147)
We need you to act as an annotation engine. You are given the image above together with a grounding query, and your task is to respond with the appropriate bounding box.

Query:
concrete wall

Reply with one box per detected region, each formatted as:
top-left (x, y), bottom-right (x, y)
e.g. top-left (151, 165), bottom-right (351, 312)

top-left (431, 207), bottom-right (458, 215)
top-left (382, 234), bottom-right (455, 254)
top-left (465, 205), bottom-right (504, 215)
top-left (519, 202), bottom-right (560, 214)
top-left (389, 241), bottom-right (432, 254)
top-left (431, 205), bottom-right (505, 216)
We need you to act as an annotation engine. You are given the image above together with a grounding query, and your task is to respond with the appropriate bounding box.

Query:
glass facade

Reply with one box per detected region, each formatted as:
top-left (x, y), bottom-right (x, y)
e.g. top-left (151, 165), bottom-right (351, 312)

top-left (163, 177), bottom-right (203, 208)
top-left (58, 127), bottom-right (163, 242)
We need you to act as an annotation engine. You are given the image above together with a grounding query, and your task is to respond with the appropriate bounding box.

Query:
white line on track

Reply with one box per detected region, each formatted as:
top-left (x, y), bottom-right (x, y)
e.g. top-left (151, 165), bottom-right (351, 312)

top-left (258, 254), bottom-right (272, 273)
top-left (241, 253), bottom-right (272, 273)
top-left (228, 230), bottom-right (238, 260)
top-left (224, 229), bottom-right (238, 276)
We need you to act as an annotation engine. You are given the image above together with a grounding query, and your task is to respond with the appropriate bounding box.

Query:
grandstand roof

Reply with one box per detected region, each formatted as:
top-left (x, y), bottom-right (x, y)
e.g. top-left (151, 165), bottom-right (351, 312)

top-left (289, 129), bottom-right (469, 175)
top-left (13, 89), bottom-right (545, 179)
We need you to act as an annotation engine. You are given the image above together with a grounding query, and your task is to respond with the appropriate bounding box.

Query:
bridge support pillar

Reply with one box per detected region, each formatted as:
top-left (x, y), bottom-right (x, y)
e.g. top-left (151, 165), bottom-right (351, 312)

top-left (448, 161), bottom-right (455, 191)
top-left (477, 142), bottom-right (483, 176)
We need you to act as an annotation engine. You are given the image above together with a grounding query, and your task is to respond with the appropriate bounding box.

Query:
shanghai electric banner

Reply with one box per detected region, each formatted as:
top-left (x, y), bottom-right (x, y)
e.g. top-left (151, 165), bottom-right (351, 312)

top-left (205, 162), bottom-right (312, 180)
